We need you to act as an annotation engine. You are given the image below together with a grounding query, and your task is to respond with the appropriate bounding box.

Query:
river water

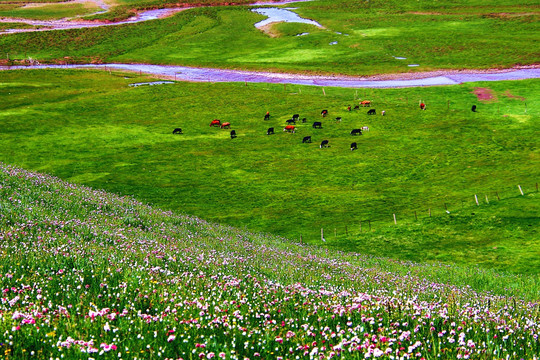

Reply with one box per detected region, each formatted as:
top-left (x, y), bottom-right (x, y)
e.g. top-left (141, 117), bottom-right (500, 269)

top-left (1, 64), bottom-right (538, 88)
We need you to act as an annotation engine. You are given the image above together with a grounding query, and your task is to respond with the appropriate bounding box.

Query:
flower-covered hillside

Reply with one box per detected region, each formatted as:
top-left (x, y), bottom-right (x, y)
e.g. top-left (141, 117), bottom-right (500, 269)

top-left (0, 164), bottom-right (538, 359)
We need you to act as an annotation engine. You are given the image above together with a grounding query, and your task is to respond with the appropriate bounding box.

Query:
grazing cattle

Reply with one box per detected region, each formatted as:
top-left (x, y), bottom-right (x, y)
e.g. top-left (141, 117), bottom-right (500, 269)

top-left (210, 119), bottom-right (221, 127)
top-left (361, 100), bottom-right (371, 107)
top-left (221, 122), bottom-right (231, 129)
top-left (320, 139), bottom-right (329, 148)
top-left (350, 142), bottom-right (358, 151)
top-left (312, 121), bottom-right (322, 129)
top-left (302, 136), bottom-right (312, 143)
top-left (353, 105), bottom-right (360, 110)
top-left (267, 127), bottom-right (274, 135)
top-left (347, 105), bottom-right (352, 111)
top-left (350, 128), bottom-right (362, 136)
top-left (264, 112), bottom-right (270, 120)
top-left (335, 117), bottom-right (342, 122)
top-left (230, 130), bottom-right (237, 138)
top-left (420, 102), bottom-right (426, 110)
top-left (292, 114), bottom-right (300, 121)
top-left (301, 117), bottom-right (307, 123)
top-left (286, 118), bottom-right (296, 125)
top-left (321, 109), bottom-right (328, 117)
top-left (361, 126), bottom-right (370, 132)
top-left (172, 128), bottom-right (183, 134)
top-left (471, 105), bottom-right (477, 112)
top-left (381, 110), bottom-right (386, 116)
top-left (284, 125), bottom-right (296, 133)
top-left (367, 109), bottom-right (376, 115)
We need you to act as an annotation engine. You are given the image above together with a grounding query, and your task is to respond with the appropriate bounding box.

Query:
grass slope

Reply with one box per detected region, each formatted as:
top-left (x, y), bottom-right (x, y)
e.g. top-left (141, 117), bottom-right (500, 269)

top-left (0, 0), bottom-right (538, 74)
top-left (0, 69), bottom-right (538, 273)
top-left (0, 163), bottom-right (539, 359)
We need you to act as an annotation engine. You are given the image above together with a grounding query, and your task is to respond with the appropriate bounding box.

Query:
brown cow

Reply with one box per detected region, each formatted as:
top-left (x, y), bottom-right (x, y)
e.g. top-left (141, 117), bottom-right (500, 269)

top-left (284, 125), bottom-right (296, 133)
top-left (221, 122), bottom-right (231, 129)
top-left (360, 100), bottom-right (371, 107)
top-left (210, 119), bottom-right (221, 127)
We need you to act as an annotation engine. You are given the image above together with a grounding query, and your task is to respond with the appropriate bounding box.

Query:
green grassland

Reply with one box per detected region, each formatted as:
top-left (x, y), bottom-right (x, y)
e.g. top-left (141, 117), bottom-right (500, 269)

top-left (1, 69), bottom-right (538, 273)
top-left (1, 164), bottom-right (539, 359)
top-left (0, 0), bottom-right (538, 74)
top-left (0, 2), bottom-right (100, 20)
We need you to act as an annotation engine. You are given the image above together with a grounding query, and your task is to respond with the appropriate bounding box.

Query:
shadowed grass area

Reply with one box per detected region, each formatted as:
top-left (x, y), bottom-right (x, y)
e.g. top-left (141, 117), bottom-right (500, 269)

top-left (0, 0), bottom-right (538, 74)
top-left (0, 69), bottom-right (538, 273)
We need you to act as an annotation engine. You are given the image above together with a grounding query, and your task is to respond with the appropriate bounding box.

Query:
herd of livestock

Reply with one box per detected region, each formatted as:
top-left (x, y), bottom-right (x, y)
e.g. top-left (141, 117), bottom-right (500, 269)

top-left (172, 100), bottom-right (421, 150)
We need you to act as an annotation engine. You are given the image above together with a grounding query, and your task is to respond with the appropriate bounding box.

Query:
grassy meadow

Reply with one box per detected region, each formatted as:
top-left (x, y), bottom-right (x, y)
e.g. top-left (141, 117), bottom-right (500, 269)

top-left (0, 163), bottom-right (539, 359)
top-left (0, 2), bottom-right (100, 20)
top-left (0, 0), bottom-right (537, 75)
top-left (1, 69), bottom-right (538, 273)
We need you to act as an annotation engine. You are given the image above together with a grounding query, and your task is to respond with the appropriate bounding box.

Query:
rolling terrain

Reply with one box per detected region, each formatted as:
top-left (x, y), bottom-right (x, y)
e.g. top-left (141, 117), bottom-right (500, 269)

top-left (1, 69), bottom-right (538, 273)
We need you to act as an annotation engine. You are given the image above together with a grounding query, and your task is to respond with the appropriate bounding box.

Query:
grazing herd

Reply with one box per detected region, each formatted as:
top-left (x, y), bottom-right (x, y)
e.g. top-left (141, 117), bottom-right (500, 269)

top-left (171, 99), bottom-right (477, 151)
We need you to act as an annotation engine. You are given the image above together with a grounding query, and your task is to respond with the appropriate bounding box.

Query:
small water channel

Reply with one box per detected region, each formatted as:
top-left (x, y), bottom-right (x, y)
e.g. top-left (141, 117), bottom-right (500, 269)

top-left (1, 64), bottom-right (538, 89)
top-left (252, 7), bottom-right (322, 28)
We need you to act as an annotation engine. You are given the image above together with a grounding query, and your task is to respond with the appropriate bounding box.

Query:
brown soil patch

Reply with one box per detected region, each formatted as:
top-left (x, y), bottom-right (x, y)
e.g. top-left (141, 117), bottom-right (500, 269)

top-left (258, 22), bottom-right (282, 38)
top-left (504, 90), bottom-right (526, 101)
top-left (473, 87), bottom-right (496, 102)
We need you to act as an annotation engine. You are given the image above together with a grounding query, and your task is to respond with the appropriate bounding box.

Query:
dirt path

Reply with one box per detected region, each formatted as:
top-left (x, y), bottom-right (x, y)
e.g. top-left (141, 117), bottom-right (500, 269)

top-left (1, 63), bottom-right (538, 88)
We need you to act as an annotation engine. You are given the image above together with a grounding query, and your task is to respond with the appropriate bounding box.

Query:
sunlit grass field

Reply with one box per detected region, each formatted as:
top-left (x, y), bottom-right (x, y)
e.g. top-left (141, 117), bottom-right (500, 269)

top-left (0, 0), bottom-right (538, 75)
top-left (1, 69), bottom-right (538, 273)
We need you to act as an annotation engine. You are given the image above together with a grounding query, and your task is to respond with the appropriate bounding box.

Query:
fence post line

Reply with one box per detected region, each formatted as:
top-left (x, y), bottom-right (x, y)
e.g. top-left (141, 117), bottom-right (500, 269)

top-left (474, 194), bottom-right (479, 206)
top-left (428, 208), bottom-right (431, 217)
top-left (518, 185), bottom-right (524, 196)
top-left (485, 195), bottom-right (489, 204)
top-left (414, 211), bottom-right (417, 221)
top-left (322, 88), bottom-right (326, 96)
top-left (359, 221), bottom-right (362, 233)
top-left (300, 234), bottom-right (302, 245)
top-left (496, 192), bottom-right (500, 201)
top-left (334, 228), bottom-right (337, 238)
top-left (368, 220), bottom-right (371, 231)
top-left (321, 228), bottom-right (324, 242)
top-left (393, 213), bottom-right (397, 225)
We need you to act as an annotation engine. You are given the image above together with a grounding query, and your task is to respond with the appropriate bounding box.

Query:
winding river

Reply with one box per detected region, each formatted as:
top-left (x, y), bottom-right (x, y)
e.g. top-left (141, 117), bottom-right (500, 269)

top-left (1, 64), bottom-right (538, 88)
top-left (0, 0), bottom-right (316, 34)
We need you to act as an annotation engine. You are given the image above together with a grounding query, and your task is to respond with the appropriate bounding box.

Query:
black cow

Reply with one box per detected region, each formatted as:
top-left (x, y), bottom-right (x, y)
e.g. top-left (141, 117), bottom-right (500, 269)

top-left (267, 127), bottom-right (274, 135)
top-left (350, 142), bottom-right (358, 151)
top-left (302, 136), bottom-right (312, 143)
top-left (172, 128), bottom-right (183, 134)
top-left (471, 105), bottom-right (477, 112)
top-left (320, 140), bottom-right (329, 148)
top-left (367, 109), bottom-right (376, 115)
top-left (301, 117), bottom-right (307, 123)
top-left (312, 122), bottom-right (322, 129)
top-left (321, 109), bottom-right (328, 117)
top-left (292, 114), bottom-right (300, 121)
top-left (230, 130), bottom-right (237, 139)
top-left (335, 117), bottom-right (342, 122)
top-left (264, 112), bottom-right (270, 120)
top-left (353, 105), bottom-right (360, 110)
top-left (286, 118), bottom-right (296, 125)
top-left (350, 129), bottom-right (362, 136)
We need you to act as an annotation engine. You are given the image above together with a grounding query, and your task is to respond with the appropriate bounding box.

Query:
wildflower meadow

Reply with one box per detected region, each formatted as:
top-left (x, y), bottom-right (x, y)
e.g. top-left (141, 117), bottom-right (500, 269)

top-left (0, 164), bottom-right (538, 359)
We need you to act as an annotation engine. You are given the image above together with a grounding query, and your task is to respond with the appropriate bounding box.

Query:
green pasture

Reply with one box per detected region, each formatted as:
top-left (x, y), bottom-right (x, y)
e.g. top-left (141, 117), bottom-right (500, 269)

top-left (0, 0), bottom-right (537, 75)
top-left (0, 69), bottom-right (538, 273)
top-left (0, 2), bottom-right (99, 20)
